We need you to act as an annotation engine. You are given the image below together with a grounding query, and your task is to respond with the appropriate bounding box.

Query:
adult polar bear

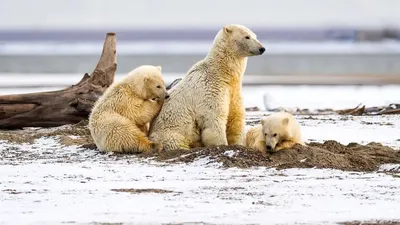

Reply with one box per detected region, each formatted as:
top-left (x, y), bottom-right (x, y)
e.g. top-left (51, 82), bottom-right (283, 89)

top-left (149, 24), bottom-right (265, 150)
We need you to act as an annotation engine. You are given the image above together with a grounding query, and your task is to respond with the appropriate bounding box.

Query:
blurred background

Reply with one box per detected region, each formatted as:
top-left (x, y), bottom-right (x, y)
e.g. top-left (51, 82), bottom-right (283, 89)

top-left (1, 0), bottom-right (400, 110)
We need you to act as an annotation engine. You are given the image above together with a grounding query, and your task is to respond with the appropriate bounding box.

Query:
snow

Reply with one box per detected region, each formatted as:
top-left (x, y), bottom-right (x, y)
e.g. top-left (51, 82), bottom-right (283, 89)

top-left (1, 84), bottom-right (400, 224)
top-left (243, 85), bottom-right (400, 111)
top-left (1, 160), bottom-right (399, 225)
top-left (223, 150), bottom-right (238, 158)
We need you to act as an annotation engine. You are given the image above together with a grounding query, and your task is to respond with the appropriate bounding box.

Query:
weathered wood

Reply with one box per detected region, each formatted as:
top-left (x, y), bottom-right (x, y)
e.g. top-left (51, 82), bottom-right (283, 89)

top-left (379, 108), bottom-right (400, 115)
top-left (0, 33), bottom-right (117, 130)
top-left (336, 104), bottom-right (366, 116)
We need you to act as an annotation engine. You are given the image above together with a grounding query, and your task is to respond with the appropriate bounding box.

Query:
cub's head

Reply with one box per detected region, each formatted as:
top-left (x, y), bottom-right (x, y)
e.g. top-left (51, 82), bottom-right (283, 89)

top-left (143, 66), bottom-right (169, 102)
top-left (261, 115), bottom-right (291, 152)
top-left (221, 24), bottom-right (266, 57)
top-left (128, 65), bottom-right (169, 102)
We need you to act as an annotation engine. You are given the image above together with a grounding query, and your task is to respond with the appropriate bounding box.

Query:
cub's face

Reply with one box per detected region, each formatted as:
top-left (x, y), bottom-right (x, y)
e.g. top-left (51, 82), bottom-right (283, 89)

top-left (224, 24), bottom-right (266, 57)
top-left (144, 66), bottom-right (169, 103)
top-left (261, 117), bottom-right (290, 152)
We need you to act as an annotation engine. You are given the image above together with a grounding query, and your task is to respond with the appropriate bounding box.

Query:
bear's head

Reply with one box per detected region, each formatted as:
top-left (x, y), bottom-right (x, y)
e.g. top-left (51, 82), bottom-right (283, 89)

top-left (221, 24), bottom-right (266, 57)
top-left (261, 115), bottom-right (291, 152)
top-left (128, 65), bottom-right (169, 102)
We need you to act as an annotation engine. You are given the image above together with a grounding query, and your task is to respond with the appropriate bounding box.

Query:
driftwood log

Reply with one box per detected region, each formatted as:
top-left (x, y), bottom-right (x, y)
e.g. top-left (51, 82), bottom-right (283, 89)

top-left (0, 33), bottom-right (117, 130)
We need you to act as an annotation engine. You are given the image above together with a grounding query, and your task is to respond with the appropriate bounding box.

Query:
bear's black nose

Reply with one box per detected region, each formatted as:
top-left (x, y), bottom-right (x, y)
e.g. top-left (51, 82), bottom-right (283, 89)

top-left (165, 95), bottom-right (170, 99)
top-left (259, 47), bottom-right (266, 54)
top-left (266, 145), bottom-right (272, 150)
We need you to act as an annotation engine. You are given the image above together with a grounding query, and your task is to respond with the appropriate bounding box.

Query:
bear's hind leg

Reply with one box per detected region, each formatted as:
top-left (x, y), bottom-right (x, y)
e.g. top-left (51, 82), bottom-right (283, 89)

top-left (226, 103), bottom-right (245, 145)
top-left (201, 118), bottom-right (228, 146)
top-left (128, 127), bottom-right (154, 153)
top-left (104, 117), bottom-right (153, 154)
top-left (150, 131), bottom-right (190, 151)
top-left (253, 141), bottom-right (267, 153)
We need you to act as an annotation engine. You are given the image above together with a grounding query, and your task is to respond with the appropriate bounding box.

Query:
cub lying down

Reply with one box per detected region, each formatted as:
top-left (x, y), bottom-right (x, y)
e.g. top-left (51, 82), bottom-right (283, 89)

top-left (245, 111), bottom-right (305, 153)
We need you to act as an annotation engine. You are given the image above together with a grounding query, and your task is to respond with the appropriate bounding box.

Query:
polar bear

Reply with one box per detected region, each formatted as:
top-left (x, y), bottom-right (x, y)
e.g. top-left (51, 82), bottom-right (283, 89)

top-left (149, 24), bottom-right (265, 150)
top-left (88, 65), bottom-right (168, 153)
top-left (245, 111), bottom-right (305, 153)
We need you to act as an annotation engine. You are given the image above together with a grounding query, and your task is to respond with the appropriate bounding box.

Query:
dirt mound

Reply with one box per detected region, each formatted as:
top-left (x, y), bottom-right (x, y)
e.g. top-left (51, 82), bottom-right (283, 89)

top-left (136, 141), bottom-right (400, 172)
top-left (110, 188), bottom-right (179, 194)
top-left (0, 120), bottom-right (92, 146)
top-left (1, 119), bottom-right (399, 172)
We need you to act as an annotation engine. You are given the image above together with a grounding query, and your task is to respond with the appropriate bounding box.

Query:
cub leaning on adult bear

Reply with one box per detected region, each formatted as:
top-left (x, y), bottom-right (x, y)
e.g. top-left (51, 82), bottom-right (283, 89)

top-left (89, 65), bottom-right (168, 153)
top-left (149, 24), bottom-right (266, 150)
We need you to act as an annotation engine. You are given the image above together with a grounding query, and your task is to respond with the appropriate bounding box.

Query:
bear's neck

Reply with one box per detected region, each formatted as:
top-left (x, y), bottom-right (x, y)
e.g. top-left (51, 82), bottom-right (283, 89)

top-left (205, 45), bottom-right (248, 82)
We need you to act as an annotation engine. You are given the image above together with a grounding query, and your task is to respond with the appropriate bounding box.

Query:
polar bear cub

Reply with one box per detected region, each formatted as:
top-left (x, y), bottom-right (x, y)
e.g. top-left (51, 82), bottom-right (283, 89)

top-left (88, 65), bottom-right (168, 154)
top-left (245, 111), bottom-right (305, 153)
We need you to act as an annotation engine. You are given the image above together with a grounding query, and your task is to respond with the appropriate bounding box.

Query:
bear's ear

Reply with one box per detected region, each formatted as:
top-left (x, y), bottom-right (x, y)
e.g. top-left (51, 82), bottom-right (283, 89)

top-left (143, 75), bottom-right (149, 83)
top-left (282, 118), bottom-right (289, 125)
top-left (260, 118), bottom-right (265, 126)
top-left (224, 25), bottom-right (232, 34)
top-left (156, 66), bottom-right (162, 72)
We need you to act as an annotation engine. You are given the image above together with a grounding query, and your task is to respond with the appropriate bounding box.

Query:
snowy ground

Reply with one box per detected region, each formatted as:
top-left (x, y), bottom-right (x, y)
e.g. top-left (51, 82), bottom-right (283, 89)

top-left (1, 85), bottom-right (400, 225)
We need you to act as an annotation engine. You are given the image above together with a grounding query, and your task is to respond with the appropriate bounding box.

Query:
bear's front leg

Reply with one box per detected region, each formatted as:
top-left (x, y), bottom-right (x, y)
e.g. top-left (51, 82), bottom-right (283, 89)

top-left (138, 124), bottom-right (149, 136)
top-left (226, 97), bottom-right (245, 145)
top-left (253, 140), bottom-right (267, 153)
top-left (275, 140), bottom-right (297, 151)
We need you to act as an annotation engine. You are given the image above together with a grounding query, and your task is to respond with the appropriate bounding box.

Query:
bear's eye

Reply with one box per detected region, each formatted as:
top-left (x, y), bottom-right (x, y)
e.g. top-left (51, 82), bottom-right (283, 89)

top-left (264, 133), bottom-right (267, 136)
top-left (245, 36), bottom-right (250, 39)
top-left (156, 85), bottom-right (161, 89)
top-left (273, 133), bottom-right (277, 137)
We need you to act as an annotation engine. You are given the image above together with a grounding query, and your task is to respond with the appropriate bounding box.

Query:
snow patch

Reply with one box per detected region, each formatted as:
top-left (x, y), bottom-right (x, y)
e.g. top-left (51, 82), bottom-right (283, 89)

top-left (378, 164), bottom-right (400, 172)
top-left (223, 150), bottom-right (238, 158)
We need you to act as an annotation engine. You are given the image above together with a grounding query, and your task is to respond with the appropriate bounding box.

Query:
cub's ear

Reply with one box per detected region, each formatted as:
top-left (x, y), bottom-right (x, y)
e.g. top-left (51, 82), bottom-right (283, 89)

top-left (223, 25), bottom-right (232, 34)
top-left (282, 117), bottom-right (289, 125)
top-left (143, 75), bottom-right (150, 83)
top-left (156, 66), bottom-right (162, 72)
top-left (260, 118), bottom-right (266, 126)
